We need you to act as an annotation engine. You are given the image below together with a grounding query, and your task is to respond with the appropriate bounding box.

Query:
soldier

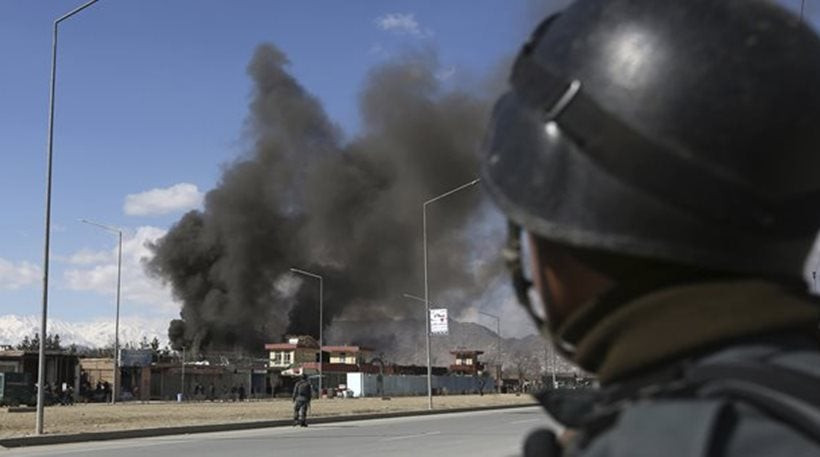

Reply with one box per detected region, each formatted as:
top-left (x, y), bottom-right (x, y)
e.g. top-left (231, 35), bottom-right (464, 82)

top-left (292, 373), bottom-right (313, 427)
top-left (480, 0), bottom-right (820, 455)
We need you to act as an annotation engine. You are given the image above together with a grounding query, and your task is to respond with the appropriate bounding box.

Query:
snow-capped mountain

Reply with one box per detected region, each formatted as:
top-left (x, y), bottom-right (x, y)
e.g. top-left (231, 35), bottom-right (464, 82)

top-left (0, 314), bottom-right (169, 348)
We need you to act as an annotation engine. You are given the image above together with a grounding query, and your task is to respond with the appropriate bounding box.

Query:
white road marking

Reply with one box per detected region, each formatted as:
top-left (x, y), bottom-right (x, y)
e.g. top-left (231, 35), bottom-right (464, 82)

top-left (508, 418), bottom-right (541, 425)
top-left (380, 431), bottom-right (441, 442)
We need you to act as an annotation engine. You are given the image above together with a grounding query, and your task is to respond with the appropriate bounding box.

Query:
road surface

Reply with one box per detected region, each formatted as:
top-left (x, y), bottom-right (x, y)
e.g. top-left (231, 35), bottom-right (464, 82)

top-left (1, 406), bottom-right (555, 457)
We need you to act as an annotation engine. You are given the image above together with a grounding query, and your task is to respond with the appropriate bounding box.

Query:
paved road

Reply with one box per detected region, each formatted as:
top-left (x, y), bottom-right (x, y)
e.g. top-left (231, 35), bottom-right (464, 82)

top-left (0, 406), bottom-right (555, 457)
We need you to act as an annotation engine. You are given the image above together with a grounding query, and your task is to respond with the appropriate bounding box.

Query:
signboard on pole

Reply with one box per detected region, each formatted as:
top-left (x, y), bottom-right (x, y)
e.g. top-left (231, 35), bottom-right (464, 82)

top-left (430, 308), bottom-right (449, 335)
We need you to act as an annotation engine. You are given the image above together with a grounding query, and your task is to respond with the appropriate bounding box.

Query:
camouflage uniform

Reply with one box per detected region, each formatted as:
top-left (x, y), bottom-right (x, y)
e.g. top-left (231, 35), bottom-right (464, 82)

top-left (292, 377), bottom-right (312, 427)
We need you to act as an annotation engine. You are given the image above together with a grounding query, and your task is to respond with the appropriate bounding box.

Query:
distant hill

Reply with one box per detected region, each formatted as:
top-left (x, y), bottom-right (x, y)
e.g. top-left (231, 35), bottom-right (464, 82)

top-left (325, 318), bottom-right (578, 376)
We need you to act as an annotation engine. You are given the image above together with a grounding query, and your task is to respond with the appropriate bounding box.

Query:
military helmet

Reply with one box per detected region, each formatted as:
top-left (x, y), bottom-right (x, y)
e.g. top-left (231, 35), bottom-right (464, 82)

top-left (482, 0), bottom-right (820, 278)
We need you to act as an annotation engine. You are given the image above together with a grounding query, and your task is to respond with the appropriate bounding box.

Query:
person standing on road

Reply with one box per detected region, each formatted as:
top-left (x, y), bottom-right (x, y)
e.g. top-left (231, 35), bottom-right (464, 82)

top-left (292, 373), bottom-right (313, 427)
top-left (480, 0), bottom-right (820, 455)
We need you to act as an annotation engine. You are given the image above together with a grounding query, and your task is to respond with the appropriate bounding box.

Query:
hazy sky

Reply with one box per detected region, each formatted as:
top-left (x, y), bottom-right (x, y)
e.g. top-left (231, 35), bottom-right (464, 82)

top-left (1, 0), bottom-right (818, 340)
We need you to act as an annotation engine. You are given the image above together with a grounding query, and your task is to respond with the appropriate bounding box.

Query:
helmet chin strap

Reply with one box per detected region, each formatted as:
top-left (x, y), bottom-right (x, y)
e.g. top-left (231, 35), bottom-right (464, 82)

top-left (505, 220), bottom-right (576, 358)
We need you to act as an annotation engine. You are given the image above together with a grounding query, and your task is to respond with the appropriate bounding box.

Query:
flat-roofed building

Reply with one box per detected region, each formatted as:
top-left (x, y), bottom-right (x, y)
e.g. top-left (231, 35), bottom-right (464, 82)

top-left (449, 350), bottom-right (485, 376)
top-left (264, 335), bottom-right (319, 370)
top-left (324, 345), bottom-right (372, 366)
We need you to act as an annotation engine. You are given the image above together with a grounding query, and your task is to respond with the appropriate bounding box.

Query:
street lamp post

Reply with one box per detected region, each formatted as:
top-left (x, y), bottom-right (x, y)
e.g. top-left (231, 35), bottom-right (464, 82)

top-left (402, 293), bottom-right (436, 405)
top-left (37, 0), bottom-right (101, 435)
top-left (422, 178), bottom-right (480, 410)
top-left (81, 219), bottom-right (122, 404)
top-left (290, 267), bottom-right (323, 395)
top-left (478, 311), bottom-right (501, 394)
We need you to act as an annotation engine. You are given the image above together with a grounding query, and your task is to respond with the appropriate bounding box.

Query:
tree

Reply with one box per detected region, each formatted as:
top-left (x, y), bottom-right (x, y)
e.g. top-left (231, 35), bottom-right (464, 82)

top-left (16, 332), bottom-right (63, 351)
top-left (16, 336), bottom-right (32, 351)
top-left (507, 349), bottom-right (541, 390)
top-left (45, 333), bottom-right (62, 350)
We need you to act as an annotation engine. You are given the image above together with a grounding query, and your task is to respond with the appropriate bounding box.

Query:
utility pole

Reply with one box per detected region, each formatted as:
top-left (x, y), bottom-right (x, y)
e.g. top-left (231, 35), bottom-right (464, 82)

top-left (180, 346), bottom-right (185, 401)
top-left (422, 178), bottom-right (480, 409)
top-left (81, 219), bottom-right (123, 404)
top-left (37, 0), bottom-right (101, 435)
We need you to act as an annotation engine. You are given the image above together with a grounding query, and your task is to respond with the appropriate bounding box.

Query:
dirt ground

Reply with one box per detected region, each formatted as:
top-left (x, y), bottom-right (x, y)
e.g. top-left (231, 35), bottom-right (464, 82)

top-left (0, 394), bottom-right (536, 438)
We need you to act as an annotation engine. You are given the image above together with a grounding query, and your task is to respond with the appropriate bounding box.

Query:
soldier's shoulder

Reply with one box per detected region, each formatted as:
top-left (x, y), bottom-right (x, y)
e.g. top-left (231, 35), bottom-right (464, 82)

top-left (573, 397), bottom-right (818, 457)
top-left (572, 341), bottom-right (820, 457)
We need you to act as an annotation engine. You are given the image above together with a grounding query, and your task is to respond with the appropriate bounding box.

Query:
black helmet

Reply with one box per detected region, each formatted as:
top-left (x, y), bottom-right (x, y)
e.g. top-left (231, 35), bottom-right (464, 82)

top-left (482, 0), bottom-right (820, 278)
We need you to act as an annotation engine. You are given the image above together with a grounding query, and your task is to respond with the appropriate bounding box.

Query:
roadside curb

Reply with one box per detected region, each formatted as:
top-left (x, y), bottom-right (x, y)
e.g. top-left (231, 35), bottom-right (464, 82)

top-left (0, 402), bottom-right (536, 448)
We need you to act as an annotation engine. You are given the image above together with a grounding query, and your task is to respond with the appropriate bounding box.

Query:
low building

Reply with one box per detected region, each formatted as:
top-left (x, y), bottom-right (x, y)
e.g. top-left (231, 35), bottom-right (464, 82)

top-left (325, 345), bottom-right (372, 365)
top-left (0, 350), bottom-right (79, 389)
top-left (265, 335), bottom-right (320, 370)
top-left (449, 350), bottom-right (485, 376)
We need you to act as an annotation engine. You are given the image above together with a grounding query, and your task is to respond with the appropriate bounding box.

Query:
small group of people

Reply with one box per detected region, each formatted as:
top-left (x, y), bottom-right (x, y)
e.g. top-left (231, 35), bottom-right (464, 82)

top-left (187, 382), bottom-right (249, 402)
top-left (38, 381), bottom-right (74, 406)
top-left (228, 383), bottom-right (247, 401)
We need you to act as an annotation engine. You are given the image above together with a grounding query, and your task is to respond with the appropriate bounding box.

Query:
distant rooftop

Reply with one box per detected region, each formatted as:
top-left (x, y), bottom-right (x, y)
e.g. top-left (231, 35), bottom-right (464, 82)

top-left (264, 335), bottom-right (319, 350)
top-left (322, 345), bottom-right (372, 353)
top-left (450, 350), bottom-right (484, 356)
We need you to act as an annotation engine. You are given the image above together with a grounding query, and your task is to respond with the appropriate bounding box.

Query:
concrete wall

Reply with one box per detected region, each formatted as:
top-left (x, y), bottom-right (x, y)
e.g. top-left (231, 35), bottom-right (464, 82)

top-left (79, 358), bottom-right (114, 385)
top-left (346, 373), bottom-right (495, 397)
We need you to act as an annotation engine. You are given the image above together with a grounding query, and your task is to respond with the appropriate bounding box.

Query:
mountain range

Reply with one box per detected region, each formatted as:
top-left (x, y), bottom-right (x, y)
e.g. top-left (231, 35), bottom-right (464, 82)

top-left (0, 314), bottom-right (168, 349)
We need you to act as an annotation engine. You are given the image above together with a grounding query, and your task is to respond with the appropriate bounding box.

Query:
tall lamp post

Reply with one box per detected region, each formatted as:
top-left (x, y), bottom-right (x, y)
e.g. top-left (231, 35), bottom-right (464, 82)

top-left (478, 311), bottom-right (501, 393)
top-left (290, 267), bottom-right (323, 395)
top-left (422, 178), bottom-right (480, 410)
top-left (402, 292), bottom-right (435, 401)
top-left (37, 0), bottom-right (101, 435)
top-left (81, 219), bottom-right (122, 404)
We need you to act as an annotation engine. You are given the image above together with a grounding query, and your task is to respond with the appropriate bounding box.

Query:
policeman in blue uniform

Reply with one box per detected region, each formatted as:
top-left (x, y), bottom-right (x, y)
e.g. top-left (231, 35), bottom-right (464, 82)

top-left (480, 1), bottom-right (820, 455)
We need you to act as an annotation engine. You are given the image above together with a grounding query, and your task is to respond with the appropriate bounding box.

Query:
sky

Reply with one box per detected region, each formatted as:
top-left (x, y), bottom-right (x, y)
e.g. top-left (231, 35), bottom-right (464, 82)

top-left (1, 0), bottom-right (819, 345)
top-left (0, 0), bottom-right (563, 343)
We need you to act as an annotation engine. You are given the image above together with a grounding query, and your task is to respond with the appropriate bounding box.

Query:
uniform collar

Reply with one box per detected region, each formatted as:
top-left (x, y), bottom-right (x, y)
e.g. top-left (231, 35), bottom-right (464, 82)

top-left (557, 280), bottom-right (820, 384)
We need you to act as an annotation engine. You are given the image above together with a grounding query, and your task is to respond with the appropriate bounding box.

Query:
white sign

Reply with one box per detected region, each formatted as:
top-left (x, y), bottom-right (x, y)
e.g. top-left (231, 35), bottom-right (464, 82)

top-left (430, 308), bottom-right (449, 335)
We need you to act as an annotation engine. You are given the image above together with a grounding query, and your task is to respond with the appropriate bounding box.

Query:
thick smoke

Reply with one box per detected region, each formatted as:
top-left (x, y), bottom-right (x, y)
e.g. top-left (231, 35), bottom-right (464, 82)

top-left (148, 44), bottom-right (500, 355)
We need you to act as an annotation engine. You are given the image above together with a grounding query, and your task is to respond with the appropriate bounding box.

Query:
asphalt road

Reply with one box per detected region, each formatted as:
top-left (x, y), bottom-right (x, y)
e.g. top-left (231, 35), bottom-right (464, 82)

top-left (0, 406), bottom-right (554, 457)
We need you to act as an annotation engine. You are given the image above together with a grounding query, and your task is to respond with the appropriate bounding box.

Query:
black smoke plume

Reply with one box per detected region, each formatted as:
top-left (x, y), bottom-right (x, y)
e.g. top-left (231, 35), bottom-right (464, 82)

top-left (148, 43), bottom-right (500, 354)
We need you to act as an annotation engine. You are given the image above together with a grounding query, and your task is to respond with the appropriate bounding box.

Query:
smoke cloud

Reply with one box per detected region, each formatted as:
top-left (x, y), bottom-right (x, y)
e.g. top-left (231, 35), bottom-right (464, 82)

top-left (147, 44), bottom-right (501, 354)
